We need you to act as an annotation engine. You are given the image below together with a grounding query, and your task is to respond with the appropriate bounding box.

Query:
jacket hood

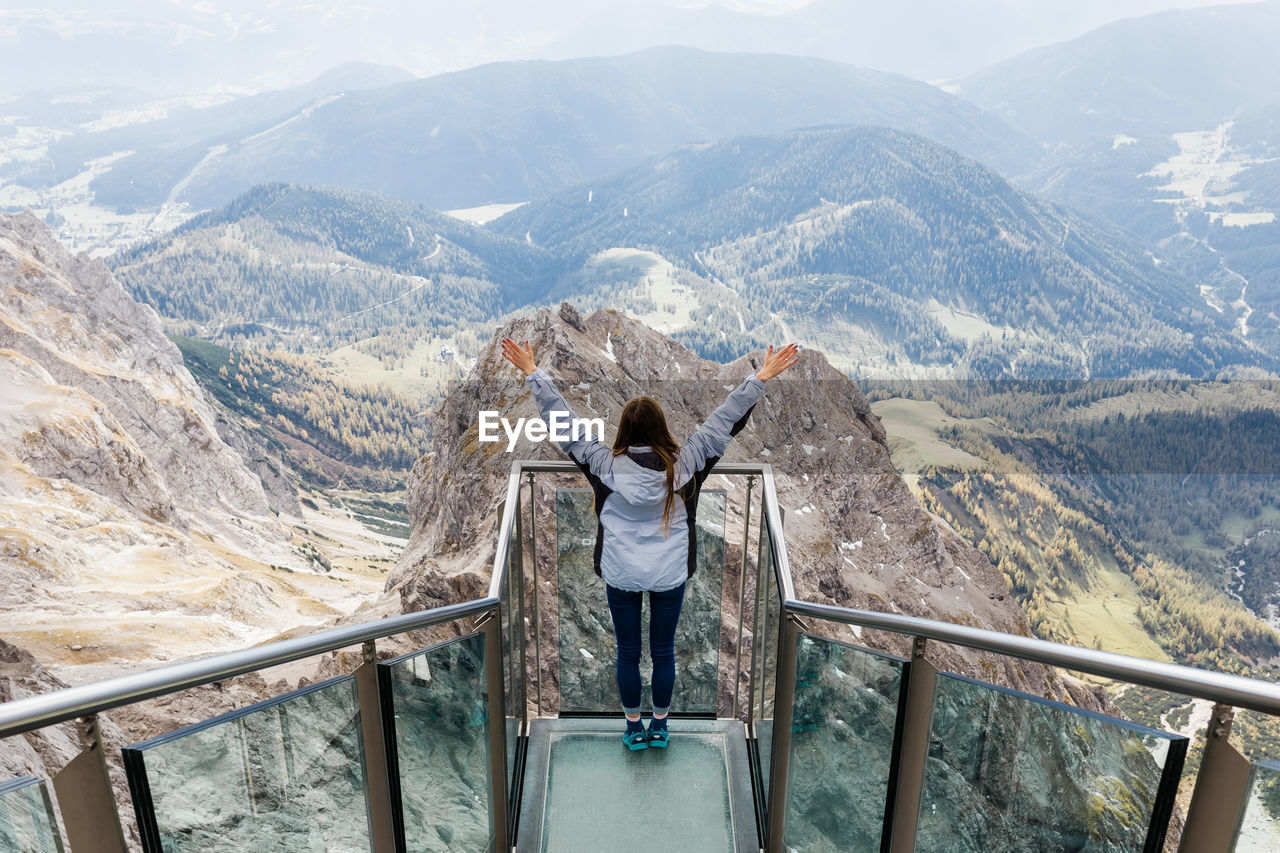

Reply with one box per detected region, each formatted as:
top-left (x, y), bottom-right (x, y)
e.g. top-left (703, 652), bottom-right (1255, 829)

top-left (610, 447), bottom-right (676, 506)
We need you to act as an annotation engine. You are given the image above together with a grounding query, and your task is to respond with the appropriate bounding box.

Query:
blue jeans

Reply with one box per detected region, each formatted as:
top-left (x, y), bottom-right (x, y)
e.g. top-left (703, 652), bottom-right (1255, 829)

top-left (605, 582), bottom-right (687, 715)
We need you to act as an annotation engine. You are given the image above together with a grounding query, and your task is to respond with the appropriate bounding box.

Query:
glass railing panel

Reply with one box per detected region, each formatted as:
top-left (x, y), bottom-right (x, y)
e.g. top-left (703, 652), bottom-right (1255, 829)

top-left (502, 507), bottom-right (525, 806)
top-left (917, 671), bottom-right (1187, 852)
top-left (0, 777), bottom-right (64, 853)
top-left (783, 634), bottom-right (906, 852)
top-left (753, 498), bottom-right (780, 802)
top-left (1232, 759), bottom-right (1280, 851)
top-left (123, 675), bottom-right (370, 852)
top-left (693, 488), bottom-right (727, 711)
top-left (555, 487), bottom-right (726, 714)
top-left (379, 632), bottom-right (492, 853)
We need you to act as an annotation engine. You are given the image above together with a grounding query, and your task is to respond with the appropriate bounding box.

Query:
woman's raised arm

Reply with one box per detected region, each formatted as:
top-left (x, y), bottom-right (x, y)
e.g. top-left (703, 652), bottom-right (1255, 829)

top-left (501, 337), bottom-right (612, 472)
top-left (675, 343), bottom-right (798, 486)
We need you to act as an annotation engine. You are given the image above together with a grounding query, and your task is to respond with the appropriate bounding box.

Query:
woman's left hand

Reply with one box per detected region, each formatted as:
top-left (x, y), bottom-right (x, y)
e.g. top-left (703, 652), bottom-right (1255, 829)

top-left (501, 337), bottom-right (538, 376)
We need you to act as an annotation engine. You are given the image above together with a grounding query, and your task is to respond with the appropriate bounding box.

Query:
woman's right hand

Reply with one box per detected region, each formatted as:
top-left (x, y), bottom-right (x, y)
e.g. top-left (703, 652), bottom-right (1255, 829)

top-left (756, 343), bottom-right (799, 381)
top-left (501, 337), bottom-right (538, 376)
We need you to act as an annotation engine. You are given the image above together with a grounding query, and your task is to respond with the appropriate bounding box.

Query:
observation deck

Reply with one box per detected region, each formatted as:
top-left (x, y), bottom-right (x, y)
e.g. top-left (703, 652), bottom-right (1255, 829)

top-left (2, 460), bottom-right (1280, 851)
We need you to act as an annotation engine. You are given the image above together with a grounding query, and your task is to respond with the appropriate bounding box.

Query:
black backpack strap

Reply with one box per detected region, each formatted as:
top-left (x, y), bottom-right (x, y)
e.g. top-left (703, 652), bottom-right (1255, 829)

top-left (570, 455), bottom-right (613, 577)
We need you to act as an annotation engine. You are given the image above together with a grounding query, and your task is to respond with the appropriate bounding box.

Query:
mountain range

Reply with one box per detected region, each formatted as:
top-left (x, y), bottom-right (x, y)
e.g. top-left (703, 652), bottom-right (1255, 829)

top-left (0, 0), bottom-right (1214, 96)
top-left (959, 0), bottom-right (1280, 146)
top-left (485, 125), bottom-right (1273, 378)
top-left (12, 47), bottom-right (1038, 217)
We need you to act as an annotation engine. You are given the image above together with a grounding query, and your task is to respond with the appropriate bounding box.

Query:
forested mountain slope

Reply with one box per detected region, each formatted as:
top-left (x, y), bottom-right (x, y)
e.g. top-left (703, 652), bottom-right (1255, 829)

top-left (494, 125), bottom-right (1272, 378)
top-left (108, 183), bottom-right (557, 395)
top-left (115, 127), bottom-right (1278, 386)
top-left (868, 378), bottom-right (1280, 810)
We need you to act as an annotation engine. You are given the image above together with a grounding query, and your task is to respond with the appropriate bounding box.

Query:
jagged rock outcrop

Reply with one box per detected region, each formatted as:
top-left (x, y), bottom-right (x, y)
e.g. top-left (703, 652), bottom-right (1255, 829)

top-left (0, 213), bottom-right (377, 845)
top-left (0, 212), bottom-right (275, 525)
top-left (392, 303), bottom-right (1065, 696)
top-left (0, 211), bottom-right (327, 677)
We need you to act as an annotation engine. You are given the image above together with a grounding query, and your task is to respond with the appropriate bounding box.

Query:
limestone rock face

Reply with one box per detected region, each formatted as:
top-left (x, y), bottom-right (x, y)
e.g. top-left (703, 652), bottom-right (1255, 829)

top-left (0, 211), bottom-right (317, 677)
top-left (0, 212), bottom-right (273, 525)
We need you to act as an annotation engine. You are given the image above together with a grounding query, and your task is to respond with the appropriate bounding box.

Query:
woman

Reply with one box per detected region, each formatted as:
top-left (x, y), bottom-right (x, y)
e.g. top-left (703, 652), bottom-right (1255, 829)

top-left (501, 336), bottom-right (799, 750)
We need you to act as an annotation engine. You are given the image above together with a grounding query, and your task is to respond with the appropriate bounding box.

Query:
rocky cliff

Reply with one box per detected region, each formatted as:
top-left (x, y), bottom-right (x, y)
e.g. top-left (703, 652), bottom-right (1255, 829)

top-left (0, 211), bottom-right (333, 679)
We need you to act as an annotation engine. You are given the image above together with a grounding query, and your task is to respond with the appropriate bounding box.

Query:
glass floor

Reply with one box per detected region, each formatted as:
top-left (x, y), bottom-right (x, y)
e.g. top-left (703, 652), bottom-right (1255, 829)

top-left (516, 718), bottom-right (759, 852)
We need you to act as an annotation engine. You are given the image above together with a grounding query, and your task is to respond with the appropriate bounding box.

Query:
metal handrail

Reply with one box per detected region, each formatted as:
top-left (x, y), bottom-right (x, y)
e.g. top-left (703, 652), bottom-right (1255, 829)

top-left (487, 459), bottom-right (525, 601)
top-left (0, 598), bottom-right (496, 740)
top-left (7, 454), bottom-right (1280, 845)
top-left (758, 466), bottom-right (796, 603)
top-left (786, 600), bottom-right (1280, 716)
top-left (735, 460), bottom-right (1280, 714)
top-left (0, 461), bottom-right (541, 742)
top-left (509, 459), bottom-right (771, 475)
top-left (748, 454), bottom-right (1279, 852)
top-left (490, 459), bottom-right (1280, 718)
top-left (5, 457), bottom-right (1277, 731)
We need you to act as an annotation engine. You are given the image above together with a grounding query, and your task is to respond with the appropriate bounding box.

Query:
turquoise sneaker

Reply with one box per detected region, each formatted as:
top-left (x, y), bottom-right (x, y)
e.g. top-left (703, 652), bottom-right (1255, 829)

top-left (646, 722), bottom-right (669, 748)
top-left (623, 729), bottom-right (649, 751)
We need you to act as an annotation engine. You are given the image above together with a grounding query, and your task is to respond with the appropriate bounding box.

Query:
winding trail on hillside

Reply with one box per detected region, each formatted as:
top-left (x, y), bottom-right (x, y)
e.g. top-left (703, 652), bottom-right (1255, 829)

top-left (149, 93), bottom-right (348, 233)
top-left (338, 278), bottom-right (431, 322)
top-left (692, 250), bottom-right (738, 296)
top-left (422, 235), bottom-right (441, 261)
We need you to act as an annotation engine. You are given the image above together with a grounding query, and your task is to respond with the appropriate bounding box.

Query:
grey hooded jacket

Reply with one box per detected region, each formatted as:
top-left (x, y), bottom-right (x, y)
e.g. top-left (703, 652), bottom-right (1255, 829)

top-left (525, 367), bottom-right (766, 592)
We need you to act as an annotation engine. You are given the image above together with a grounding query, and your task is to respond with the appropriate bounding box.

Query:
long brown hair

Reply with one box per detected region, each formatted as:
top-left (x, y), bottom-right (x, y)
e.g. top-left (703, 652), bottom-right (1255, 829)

top-left (612, 396), bottom-right (684, 536)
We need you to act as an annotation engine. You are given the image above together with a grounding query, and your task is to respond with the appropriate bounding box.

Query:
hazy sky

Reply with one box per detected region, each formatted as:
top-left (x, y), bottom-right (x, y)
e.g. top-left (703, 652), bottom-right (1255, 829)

top-left (0, 0), bottom-right (1266, 97)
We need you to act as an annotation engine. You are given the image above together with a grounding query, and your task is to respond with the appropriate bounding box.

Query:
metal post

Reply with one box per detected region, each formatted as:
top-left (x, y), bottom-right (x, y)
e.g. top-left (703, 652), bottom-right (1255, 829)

top-left (746, 520), bottom-right (765, 729)
top-left (733, 474), bottom-right (756, 718)
top-left (481, 609), bottom-right (510, 850)
top-left (765, 615), bottom-right (800, 852)
top-left (512, 491), bottom-right (529, 732)
top-left (496, 497), bottom-right (518, 738)
top-left (355, 641), bottom-right (397, 853)
top-left (52, 714), bottom-right (126, 853)
top-left (748, 503), bottom-right (783, 731)
top-left (527, 470), bottom-right (543, 718)
top-left (1179, 704), bottom-right (1251, 853)
top-left (888, 637), bottom-right (938, 853)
